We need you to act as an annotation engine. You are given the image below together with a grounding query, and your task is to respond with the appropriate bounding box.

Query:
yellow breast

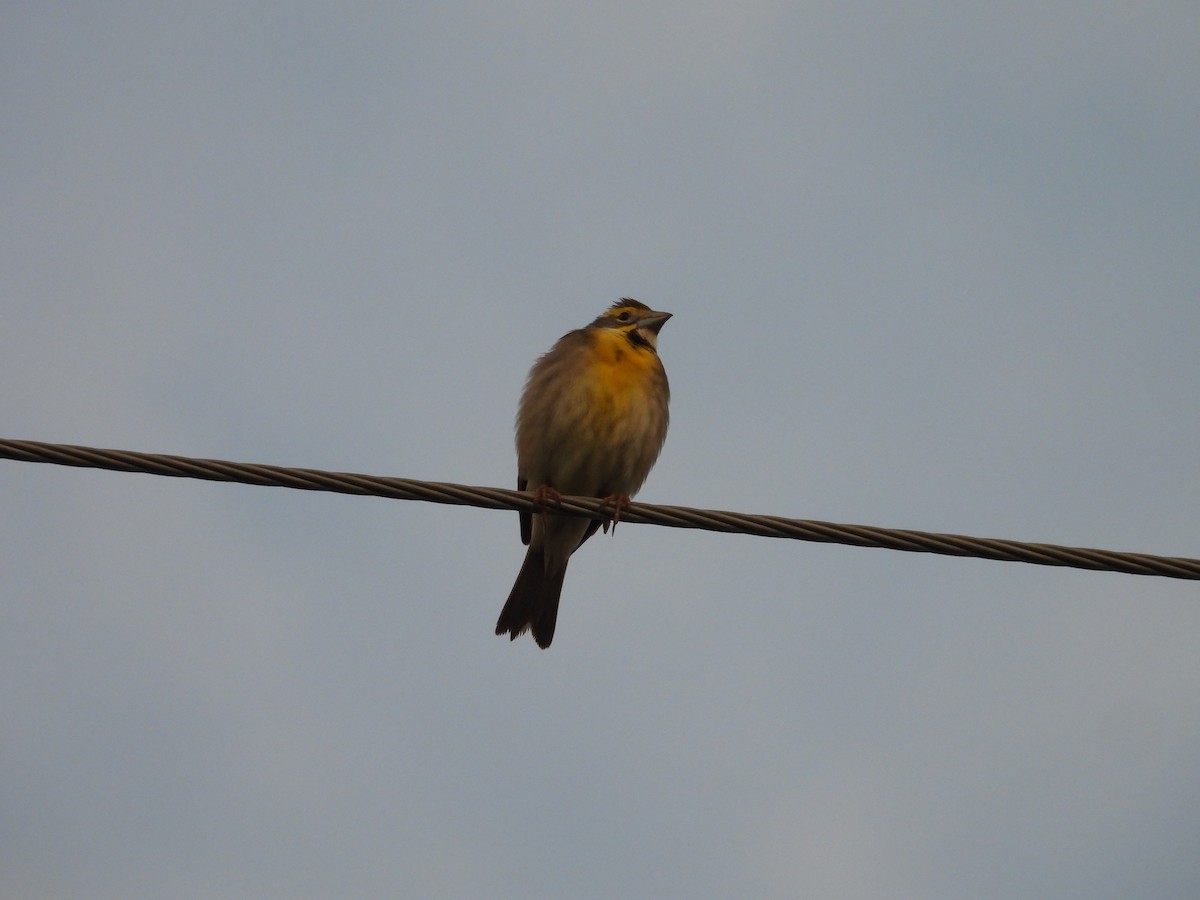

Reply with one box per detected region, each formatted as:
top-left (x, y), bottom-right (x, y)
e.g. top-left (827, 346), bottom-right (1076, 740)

top-left (584, 327), bottom-right (661, 411)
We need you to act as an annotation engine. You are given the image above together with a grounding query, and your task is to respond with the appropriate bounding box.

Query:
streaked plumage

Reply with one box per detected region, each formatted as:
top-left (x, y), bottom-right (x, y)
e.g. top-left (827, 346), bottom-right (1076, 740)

top-left (495, 299), bottom-right (672, 648)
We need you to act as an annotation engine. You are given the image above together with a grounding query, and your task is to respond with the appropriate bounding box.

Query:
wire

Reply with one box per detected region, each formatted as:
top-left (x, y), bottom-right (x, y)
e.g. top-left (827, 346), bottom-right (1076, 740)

top-left (2, 437), bottom-right (1197, 581)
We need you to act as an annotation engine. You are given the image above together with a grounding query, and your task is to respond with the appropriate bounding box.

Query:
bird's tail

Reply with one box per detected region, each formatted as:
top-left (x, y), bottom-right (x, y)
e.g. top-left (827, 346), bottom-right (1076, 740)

top-left (495, 544), bottom-right (567, 648)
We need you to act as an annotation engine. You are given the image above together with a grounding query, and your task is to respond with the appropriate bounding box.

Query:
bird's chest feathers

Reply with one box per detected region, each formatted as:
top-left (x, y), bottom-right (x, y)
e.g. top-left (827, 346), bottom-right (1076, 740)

top-left (583, 330), bottom-right (660, 416)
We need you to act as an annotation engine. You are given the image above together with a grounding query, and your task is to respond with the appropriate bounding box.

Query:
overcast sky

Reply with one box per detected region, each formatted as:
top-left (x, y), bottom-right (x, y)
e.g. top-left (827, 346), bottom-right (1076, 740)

top-left (3, 3), bottom-right (1199, 898)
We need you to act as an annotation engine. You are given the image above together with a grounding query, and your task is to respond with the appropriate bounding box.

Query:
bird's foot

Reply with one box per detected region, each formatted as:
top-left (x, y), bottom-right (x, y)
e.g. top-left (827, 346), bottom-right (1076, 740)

top-left (598, 493), bottom-right (632, 534)
top-left (533, 484), bottom-right (562, 513)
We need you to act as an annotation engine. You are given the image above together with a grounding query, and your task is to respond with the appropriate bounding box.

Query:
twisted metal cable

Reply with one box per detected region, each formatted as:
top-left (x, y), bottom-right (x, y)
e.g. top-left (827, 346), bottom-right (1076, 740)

top-left (3, 437), bottom-right (1198, 581)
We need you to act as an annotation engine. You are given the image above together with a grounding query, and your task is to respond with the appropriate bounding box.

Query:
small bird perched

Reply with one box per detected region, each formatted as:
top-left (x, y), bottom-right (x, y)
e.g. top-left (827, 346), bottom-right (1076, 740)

top-left (495, 299), bottom-right (672, 648)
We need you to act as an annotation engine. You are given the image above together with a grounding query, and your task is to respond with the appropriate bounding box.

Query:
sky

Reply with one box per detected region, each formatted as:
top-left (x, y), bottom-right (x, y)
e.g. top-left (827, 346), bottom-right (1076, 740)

top-left (2, 3), bottom-right (1199, 898)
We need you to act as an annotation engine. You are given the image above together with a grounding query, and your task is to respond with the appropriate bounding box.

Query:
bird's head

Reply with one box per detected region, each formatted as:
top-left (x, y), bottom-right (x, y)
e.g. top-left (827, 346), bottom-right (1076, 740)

top-left (590, 298), bottom-right (672, 350)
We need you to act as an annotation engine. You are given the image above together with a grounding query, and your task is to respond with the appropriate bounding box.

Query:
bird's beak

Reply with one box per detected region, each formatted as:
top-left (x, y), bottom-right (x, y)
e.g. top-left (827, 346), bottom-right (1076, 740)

top-left (639, 311), bottom-right (672, 334)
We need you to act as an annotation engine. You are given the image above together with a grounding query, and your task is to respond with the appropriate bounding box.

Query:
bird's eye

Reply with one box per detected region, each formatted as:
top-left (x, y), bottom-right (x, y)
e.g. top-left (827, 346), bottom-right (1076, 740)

top-left (616, 311), bottom-right (633, 323)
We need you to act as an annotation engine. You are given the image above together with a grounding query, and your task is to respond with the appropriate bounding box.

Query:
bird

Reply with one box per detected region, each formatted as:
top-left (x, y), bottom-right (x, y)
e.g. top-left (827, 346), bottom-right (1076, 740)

top-left (495, 298), bottom-right (672, 648)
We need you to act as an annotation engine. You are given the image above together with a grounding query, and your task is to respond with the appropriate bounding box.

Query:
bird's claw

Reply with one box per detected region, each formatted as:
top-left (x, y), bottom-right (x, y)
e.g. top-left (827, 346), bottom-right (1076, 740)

top-left (533, 484), bottom-right (562, 513)
top-left (598, 493), bottom-right (632, 534)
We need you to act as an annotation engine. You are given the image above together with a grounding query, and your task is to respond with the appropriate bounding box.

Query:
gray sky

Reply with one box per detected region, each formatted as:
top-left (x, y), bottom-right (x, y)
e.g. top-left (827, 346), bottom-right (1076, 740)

top-left (3, 3), bottom-right (1199, 898)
